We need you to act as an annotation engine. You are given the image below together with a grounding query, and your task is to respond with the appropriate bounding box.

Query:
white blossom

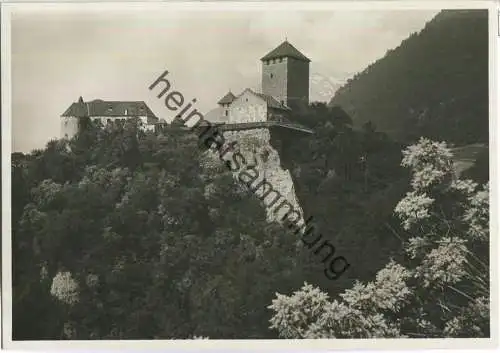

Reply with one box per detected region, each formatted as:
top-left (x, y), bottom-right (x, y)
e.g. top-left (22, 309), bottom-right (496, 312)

top-left (394, 191), bottom-right (434, 230)
top-left (401, 137), bottom-right (454, 190)
top-left (405, 236), bottom-right (430, 259)
top-left (268, 138), bottom-right (489, 339)
top-left (50, 271), bottom-right (80, 305)
top-left (341, 261), bottom-right (411, 313)
top-left (463, 183), bottom-right (489, 241)
top-left (450, 179), bottom-right (478, 196)
top-left (416, 238), bottom-right (468, 287)
top-left (268, 282), bottom-right (330, 338)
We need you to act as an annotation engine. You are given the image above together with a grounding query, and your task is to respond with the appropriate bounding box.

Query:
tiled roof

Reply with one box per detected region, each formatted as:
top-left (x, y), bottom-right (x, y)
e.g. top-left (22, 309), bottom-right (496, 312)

top-left (261, 41), bottom-right (311, 62)
top-left (253, 91), bottom-right (291, 110)
top-left (62, 98), bottom-right (157, 118)
top-left (217, 91), bottom-right (236, 105)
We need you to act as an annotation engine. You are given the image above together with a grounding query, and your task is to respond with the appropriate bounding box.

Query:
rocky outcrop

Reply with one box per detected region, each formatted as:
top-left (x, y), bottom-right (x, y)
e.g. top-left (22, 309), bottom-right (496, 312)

top-left (205, 128), bottom-right (305, 229)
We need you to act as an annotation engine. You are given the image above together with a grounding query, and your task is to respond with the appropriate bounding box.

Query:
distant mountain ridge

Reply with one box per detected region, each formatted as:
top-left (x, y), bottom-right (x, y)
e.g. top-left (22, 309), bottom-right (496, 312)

top-left (310, 72), bottom-right (347, 103)
top-left (328, 10), bottom-right (489, 145)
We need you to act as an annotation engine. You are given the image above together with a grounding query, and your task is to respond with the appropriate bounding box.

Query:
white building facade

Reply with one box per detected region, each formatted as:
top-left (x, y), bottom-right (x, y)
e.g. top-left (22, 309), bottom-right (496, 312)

top-left (61, 97), bottom-right (158, 139)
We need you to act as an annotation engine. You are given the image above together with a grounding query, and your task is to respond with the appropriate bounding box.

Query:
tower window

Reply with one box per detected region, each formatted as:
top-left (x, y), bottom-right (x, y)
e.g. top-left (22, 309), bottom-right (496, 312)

top-left (270, 73), bottom-right (274, 79)
top-left (225, 110), bottom-right (228, 116)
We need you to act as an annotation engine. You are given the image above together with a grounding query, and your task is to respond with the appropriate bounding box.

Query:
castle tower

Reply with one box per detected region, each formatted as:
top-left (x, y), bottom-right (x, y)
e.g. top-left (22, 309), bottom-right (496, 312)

top-left (261, 40), bottom-right (310, 110)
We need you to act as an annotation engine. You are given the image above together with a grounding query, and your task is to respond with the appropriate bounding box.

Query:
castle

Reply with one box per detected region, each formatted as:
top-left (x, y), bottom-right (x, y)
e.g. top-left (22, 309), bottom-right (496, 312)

top-left (200, 40), bottom-right (313, 226)
top-left (60, 40), bottom-right (312, 226)
top-left (204, 40), bottom-right (312, 131)
top-left (61, 40), bottom-right (312, 138)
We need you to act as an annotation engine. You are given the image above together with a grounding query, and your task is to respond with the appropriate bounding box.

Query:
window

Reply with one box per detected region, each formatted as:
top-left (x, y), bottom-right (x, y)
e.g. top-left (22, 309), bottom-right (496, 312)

top-left (279, 57), bottom-right (283, 63)
top-left (225, 110), bottom-right (228, 116)
top-left (270, 73), bottom-right (274, 79)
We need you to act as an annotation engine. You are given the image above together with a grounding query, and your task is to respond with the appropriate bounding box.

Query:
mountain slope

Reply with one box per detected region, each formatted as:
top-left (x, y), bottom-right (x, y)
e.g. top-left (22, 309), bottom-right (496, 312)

top-left (328, 10), bottom-right (489, 145)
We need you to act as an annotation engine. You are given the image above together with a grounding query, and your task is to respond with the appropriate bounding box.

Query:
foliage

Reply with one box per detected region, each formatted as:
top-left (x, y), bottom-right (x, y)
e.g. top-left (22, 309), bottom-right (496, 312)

top-left (278, 103), bottom-right (408, 292)
top-left (329, 10), bottom-right (489, 145)
top-left (12, 120), bottom-right (304, 339)
top-left (12, 104), bottom-right (488, 339)
top-left (269, 137), bottom-right (489, 338)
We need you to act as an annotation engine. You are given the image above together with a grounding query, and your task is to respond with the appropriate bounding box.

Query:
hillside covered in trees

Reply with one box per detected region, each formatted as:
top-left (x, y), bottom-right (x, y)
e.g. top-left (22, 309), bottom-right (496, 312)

top-left (11, 98), bottom-right (489, 339)
top-left (12, 110), bottom-right (409, 339)
top-left (10, 9), bottom-right (490, 340)
top-left (329, 10), bottom-right (489, 146)
top-left (12, 119), bottom-right (307, 339)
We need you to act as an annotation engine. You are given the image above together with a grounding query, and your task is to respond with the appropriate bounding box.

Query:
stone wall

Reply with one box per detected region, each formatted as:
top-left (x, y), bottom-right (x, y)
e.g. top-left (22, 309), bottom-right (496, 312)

top-left (262, 57), bottom-right (288, 105)
top-left (229, 90), bottom-right (268, 124)
top-left (61, 117), bottom-right (79, 139)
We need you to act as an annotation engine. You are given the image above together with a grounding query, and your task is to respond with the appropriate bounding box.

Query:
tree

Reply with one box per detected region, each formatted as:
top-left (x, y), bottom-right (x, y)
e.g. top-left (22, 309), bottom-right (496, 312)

top-left (12, 121), bottom-right (306, 339)
top-left (268, 138), bottom-right (489, 338)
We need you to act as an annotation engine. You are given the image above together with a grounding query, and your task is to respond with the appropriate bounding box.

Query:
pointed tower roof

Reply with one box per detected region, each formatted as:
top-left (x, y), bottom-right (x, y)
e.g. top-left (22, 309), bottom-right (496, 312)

top-left (217, 91), bottom-right (236, 105)
top-left (261, 40), bottom-right (310, 62)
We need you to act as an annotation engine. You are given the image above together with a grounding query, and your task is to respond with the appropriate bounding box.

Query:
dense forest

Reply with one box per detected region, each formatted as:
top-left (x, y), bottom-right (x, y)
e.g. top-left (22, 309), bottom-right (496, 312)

top-left (329, 10), bottom-right (489, 146)
top-left (11, 99), bottom-right (488, 338)
top-left (12, 119), bottom-right (307, 339)
top-left (11, 108), bottom-right (405, 339)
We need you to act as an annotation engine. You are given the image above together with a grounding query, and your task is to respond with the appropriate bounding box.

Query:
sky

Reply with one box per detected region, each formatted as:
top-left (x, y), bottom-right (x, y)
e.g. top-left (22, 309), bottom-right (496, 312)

top-left (10, 6), bottom-right (438, 152)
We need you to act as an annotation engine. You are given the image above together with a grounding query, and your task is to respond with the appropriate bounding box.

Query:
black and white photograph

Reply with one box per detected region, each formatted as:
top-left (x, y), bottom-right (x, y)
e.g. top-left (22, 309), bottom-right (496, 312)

top-left (1, 0), bottom-right (497, 349)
